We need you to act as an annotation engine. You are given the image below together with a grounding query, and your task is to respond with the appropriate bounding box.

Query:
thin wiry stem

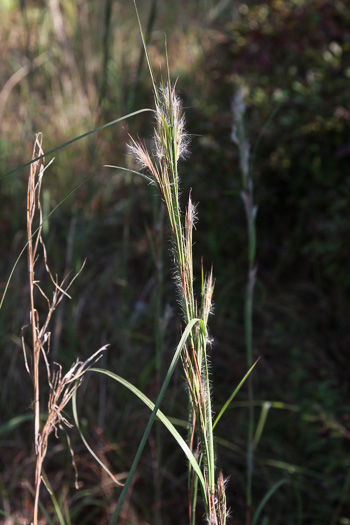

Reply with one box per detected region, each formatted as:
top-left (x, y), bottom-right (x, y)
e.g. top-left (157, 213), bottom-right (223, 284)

top-left (24, 134), bottom-right (107, 525)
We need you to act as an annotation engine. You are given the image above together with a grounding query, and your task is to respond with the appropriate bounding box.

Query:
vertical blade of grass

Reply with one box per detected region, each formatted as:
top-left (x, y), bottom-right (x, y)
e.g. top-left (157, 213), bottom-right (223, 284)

top-left (253, 401), bottom-right (271, 450)
top-left (132, 0), bottom-right (158, 105)
top-left (127, 8), bottom-right (226, 520)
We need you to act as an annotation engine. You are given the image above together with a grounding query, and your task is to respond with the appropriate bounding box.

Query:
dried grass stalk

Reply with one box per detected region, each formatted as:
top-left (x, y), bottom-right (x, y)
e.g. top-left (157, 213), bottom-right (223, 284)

top-left (23, 133), bottom-right (106, 525)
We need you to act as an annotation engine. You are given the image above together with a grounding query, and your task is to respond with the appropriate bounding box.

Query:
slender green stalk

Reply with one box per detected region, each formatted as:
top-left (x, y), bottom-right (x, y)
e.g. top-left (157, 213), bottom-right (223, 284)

top-left (149, 200), bottom-right (165, 525)
top-left (127, 6), bottom-right (227, 522)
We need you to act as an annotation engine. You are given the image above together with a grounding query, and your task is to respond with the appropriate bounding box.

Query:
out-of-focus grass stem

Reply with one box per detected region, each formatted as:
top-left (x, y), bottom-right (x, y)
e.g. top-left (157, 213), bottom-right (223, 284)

top-left (232, 86), bottom-right (257, 525)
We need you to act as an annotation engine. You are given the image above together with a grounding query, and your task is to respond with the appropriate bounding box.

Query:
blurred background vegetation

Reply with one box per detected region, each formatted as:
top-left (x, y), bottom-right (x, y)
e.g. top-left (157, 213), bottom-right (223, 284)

top-left (1, 0), bottom-right (350, 523)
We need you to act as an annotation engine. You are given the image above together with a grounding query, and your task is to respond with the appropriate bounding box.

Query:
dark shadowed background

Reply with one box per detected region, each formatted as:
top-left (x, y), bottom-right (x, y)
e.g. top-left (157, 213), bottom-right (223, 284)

top-left (1, 0), bottom-right (350, 523)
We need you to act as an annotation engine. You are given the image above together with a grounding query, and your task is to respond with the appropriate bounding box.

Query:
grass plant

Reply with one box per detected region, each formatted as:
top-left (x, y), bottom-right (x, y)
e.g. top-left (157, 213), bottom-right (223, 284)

top-left (23, 133), bottom-right (107, 524)
top-left (128, 82), bottom-right (222, 522)
top-left (9, 11), bottom-right (258, 521)
top-left (73, 7), bottom-right (256, 522)
top-left (124, 11), bottom-right (227, 521)
top-left (1, 1), bottom-right (349, 523)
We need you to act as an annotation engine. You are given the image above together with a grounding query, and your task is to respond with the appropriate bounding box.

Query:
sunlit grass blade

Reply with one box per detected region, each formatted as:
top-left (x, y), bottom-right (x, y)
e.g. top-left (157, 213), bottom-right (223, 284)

top-left (1, 108), bottom-right (153, 180)
top-left (88, 367), bottom-right (206, 492)
top-left (104, 164), bottom-right (155, 185)
top-left (213, 358), bottom-right (260, 430)
top-left (109, 318), bottom-right (208, 525)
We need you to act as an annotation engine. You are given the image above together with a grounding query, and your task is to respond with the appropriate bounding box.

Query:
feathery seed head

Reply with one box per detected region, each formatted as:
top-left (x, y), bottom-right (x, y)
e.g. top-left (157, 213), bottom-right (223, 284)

top-left (155, 83), bottom-right (189, 163)
top-left (217, 471), bottom-right (228, 525)
top-left (127, 136), bottom-right (160, 186)
top-left (202, 268), bottom-right (215, 324)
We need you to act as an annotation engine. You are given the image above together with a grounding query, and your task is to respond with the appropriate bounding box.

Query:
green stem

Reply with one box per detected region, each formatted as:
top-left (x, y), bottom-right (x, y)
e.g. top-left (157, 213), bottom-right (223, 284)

top-left (203, 348), bottom-right (216, 502)
top-left (245, 263), bottom-right (255, 520)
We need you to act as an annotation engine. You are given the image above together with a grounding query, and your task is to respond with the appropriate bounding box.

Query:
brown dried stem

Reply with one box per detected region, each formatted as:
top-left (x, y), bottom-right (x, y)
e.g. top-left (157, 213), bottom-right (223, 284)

top-left (24, 134), bottom-right (106, 525)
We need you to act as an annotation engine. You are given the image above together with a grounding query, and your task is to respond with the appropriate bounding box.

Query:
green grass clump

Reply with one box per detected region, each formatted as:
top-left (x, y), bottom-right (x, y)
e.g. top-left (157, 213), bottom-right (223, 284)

top-left (129, 73), bottom-right (223, 522)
